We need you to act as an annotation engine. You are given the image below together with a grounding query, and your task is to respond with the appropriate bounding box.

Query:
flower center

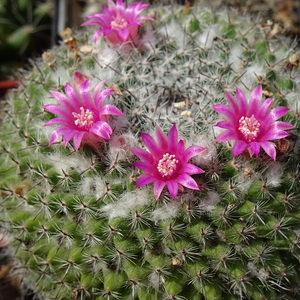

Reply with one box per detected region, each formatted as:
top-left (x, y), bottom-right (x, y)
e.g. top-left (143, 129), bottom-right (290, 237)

top-left (111, 15), bottom-right (128, 30)
top-left (157, 153), bottom-right (179, 178)
top-left (72, 107), bottom-right (95, 130)
top-left (238, 115), bottom-right (261, 142)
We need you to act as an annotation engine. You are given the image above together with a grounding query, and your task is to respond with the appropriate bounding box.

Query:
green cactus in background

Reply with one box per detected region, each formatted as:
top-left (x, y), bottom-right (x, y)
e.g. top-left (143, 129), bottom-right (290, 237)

top-left (0, 0), bottom-right (52, 78)
top-left (1, 1), bottom-right (300, 300)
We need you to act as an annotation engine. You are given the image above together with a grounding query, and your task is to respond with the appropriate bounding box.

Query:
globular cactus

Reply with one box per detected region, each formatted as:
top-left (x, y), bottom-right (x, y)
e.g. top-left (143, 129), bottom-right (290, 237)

top-left (1, 1), bottom-right (300, 300)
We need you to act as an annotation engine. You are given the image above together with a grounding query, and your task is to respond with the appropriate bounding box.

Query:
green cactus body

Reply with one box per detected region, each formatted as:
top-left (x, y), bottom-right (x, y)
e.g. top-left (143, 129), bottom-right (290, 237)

top-left (1, 2), bottom-right (300, 300)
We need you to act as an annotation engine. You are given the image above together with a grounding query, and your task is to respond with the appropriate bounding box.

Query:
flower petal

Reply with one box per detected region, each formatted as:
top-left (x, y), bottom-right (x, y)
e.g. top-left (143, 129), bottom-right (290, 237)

top-left (215, 130), bottom-right (236, 142)
top-left (101, 104), bottom-right (124, 116)
top-left (48, 127), bottom-right (69, 145)
top-left (271, 121), bottom-right (295, 131)
top-left (81, 20), bottom-right (101, 26)
top-left (95, 89), bottom-right (115, 108)
top-left (137, 16), bottom-right (154, 21)
top-left (168, 124), bottom-right (178, 153)
top-left (155, 126), bottom-right (168, 150)
top-left (64, 83), bottom-right (82, 108)
top-left (215, 121), bottom-right (232, 129)
top-left (248, 85), bottom-right (262, 115)
top-left (154, 180), bottom-right (166, 199)
top-left (93, 29), bottom-right (104, 42)
top-left (224, 90), bottom-right (239, 113)
top-left (182, 163), bottom-right (204, 175)
top-left (93, 81), bottom-right (105, 101)
top-left (44, 104), bottom-right (70, 119)
top-left (268, 106), bottom-right (290, 122)
top-left (135, 173), bottom-right (156, 188)
top-left (176, 173), bottom-right (200, 190)
top-left (248, 142), bottom-right (261, 156)
top-left (44, 118), bottom-right (69, 126)
top-left (117, 28), bottom-right (130, 41)
top-left (49, 90), bottom-right (72, 109)
top-left (167, 180), bottom-right (179, 199)
top-left (103, 28), bottom-right (114, 36)
top-left (79, 80), bottom-right (93, 108)
top-left (132, 161), bottom-right (155, 174)
top-left (232, 140), bottom-right (247, 157)
top-left (131, 148), bottom-right (153, 162)
top-left (184, 145), bottom-right (206, 161)
top-left (260, 141), bottom-right (276, 160)
top-left (141, 132), bottom-right (161, 157)
top-left (213, 104), bottom-right (236, 122)
top-left (73, 71), bottom-right (90, 86)
top-left (177, 140), bottom-right (185, 156)
top-left (235, 88), bottom-right (247, 114)
top-left (90, 121), bottom-right (112, 139)
top-left (257, 97), bottom-right (273, 120)
top-left (63, 130), bottom-right (77, 146)
top-left (259, 129), bottom-right (290, 141)
top-left (73, 131), bottom-right (85, 150)
top-left (108, 0), bottom-right (117, 10)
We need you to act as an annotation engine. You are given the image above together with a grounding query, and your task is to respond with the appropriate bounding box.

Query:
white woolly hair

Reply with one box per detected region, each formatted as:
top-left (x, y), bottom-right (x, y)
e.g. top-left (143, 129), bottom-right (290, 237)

top-left (265, 161), bottom-right (283, 187)
top-left (107, 113), bottom-right (129, 136)
top-left (46, 151), bottom-right (92, 175)
top-left (197, 27), bottom-right (218, 49)
top-left (49, 65), bottom-right (73, 89)
top-left (151, 201), bottom-right (181, 222)
top-left (158, 21), bottom-right (187, 49)
top-left (108, 132), bottom-right (138, 161)
top-left (100, 188), bottom-right (150, 220)
top-left (198, 191), bottom-right (220, 212)
top-left (228, 45), bottom-right (244, 71)
top-left (136, 22), bottom-right (157, 52)
top-left (35, 120), bottom-right (55, 144)
top-left (285, 92), bottom-right (299, 112)
top-left (236, 165), bottom-right (257, 194)
top-left (237, 64), bottom-right (266, 89)
top-left (77, 176), bottom-right (106, 198)
top-left (190, 136), bottom-right (218, 168)
top-left (96, 44), bottom-right (121, 68)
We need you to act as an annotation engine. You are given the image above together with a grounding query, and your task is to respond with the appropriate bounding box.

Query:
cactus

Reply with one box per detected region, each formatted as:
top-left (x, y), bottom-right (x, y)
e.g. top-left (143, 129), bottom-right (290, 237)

top-left (1, 1), bottom-right (300, 300)
top-left (0, 0), bottom-right (52, 77)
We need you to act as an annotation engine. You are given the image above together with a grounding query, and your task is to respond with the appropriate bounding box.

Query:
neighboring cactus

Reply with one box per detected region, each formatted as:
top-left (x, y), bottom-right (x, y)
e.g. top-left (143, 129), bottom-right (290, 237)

top-left (0, 0), bottom-right (52, 77)
top-left (1, 1), bottom-right (300, 300)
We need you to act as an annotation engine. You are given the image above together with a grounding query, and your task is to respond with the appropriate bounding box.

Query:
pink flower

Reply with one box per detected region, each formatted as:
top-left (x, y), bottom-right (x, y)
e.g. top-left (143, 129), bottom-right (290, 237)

top-left (213, 85), bottom-right (294, 160)
top-left (131, 124), bottom-right (206, 199)
top-left (81, 0), bottom-right (154, 45)
top-left (43, 71), bottom-right (124, 150)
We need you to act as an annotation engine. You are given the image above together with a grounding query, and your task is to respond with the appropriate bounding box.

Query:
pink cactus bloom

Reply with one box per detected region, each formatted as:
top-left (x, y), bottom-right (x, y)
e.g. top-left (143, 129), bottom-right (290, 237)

top-left (131, 124), bottom-right (206, 199)
top-left (81, 0), bottom-right (154, 45)
top-left (213, 85), bottom-right (294, 160)
top-left (43, 71), bottom-right (124, 150)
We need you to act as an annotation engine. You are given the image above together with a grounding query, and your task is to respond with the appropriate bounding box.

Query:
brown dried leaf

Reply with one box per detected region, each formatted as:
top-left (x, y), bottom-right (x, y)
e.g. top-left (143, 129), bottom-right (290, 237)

top-left (262, 90), bottom-right (273, 97)
top-left (266, 23), bottom-right (285, 39)
top-left (42, 51), bottom-right (56, 67)
top-left (277, 138), bottom-right (290, 155)
top-left (108, 83), bottom-right (123, 95)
